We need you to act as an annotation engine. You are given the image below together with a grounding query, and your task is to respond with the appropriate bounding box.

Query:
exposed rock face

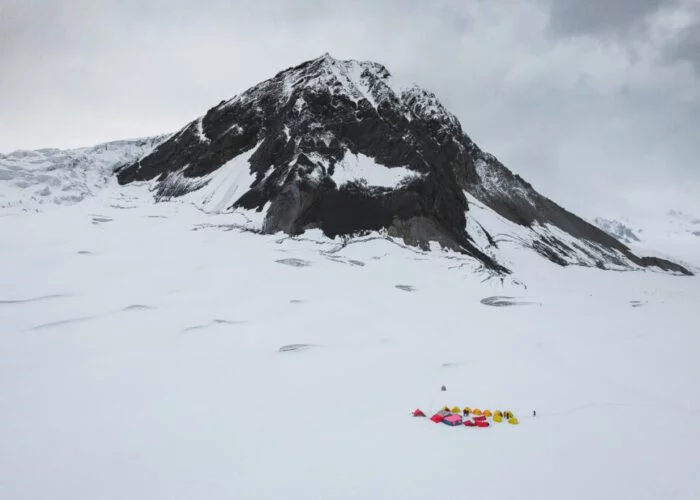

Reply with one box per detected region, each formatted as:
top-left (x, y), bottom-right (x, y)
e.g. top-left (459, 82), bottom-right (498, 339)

top-left (116, 54), bottom-right (691, 276)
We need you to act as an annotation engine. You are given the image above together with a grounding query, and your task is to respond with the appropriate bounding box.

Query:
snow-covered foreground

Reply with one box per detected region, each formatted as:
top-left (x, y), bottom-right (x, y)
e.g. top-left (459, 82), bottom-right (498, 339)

top-left (1, 186), bottom-right (699, 500)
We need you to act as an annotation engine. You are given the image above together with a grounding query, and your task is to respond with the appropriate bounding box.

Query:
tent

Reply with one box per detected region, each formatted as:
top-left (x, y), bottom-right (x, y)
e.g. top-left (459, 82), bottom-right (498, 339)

top-left (438, 409), bottom-right (451, 417)
top-left (508, 417), bottom-right (519, 425)
top-left (493, 414), bottom-right (503, 423)
top-left (443, 414), bottom-right (463, 426)
top-left (494, 410), bottom-right (503, 418)
top-left (463, 407), bottom-right (471, 415)
top-left (441, 406), bottom-right (451, 412)
top-left (413, 409), bottom-right (426, 417)
top-left (472, 408), bottom-right (482, 416)
top-left (483, 410), bottom-right (493, 417)
top-left (451, 406), bottom-right (461, 414)
top-left (474, 415), bottom-right (487, 422)
top-left (464, 420), bottom-right (475, 427)
top-left (430, 413), bottom-right (444, 423)
top-left (476, 420), bottom-right (490, 428)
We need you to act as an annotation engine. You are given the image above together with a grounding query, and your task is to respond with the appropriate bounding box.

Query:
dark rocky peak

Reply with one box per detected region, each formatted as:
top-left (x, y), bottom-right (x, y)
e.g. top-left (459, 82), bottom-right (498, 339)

top-left (115, 55), bottom-right (692, 276)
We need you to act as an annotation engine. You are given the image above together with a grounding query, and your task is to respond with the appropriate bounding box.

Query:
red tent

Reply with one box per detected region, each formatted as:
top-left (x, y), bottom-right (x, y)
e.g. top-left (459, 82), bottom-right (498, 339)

top-left (474, 415), bottom-right (487, 422)
top-left (464, 420), bottom-right (475, 427)
top-left (476, 420), bottom-right (490, 428)
top-left (413, 409), bottom-right (426, 417)
top-left (430, 413), bottom-right (444, 423)
top-left (443, 414), bottom-right (463, 427)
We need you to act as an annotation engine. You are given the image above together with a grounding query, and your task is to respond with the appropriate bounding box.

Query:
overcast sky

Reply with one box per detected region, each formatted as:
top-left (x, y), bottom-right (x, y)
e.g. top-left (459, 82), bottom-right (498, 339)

top-left (1, 0), bottom-right (698, 218)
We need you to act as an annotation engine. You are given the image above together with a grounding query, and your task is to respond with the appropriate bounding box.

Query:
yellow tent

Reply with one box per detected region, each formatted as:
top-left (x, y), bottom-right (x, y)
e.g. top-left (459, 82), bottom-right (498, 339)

top-left (494, 410), bottom-right (503, 418)
top-left (483, 410), bottom-right (493, 417)
top-left (442, 406), bottom-right (450, 412)
top-left (508, 417), bottom-right (519, 425)
top-left (451, 406), bottom-right (461, 414)
top-left (472, 408), bottom-right (482, 416)
top-left (463, 406), bottom-right (471, 415)
top-left (493, 414), bottom-right (503, 423)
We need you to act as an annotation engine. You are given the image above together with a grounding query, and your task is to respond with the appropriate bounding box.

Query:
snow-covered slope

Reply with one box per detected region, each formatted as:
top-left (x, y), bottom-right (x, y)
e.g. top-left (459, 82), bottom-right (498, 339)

top-left (0, 137), bottom-right (164, 214)
top-left (1, 187), bottom-right (698, 500)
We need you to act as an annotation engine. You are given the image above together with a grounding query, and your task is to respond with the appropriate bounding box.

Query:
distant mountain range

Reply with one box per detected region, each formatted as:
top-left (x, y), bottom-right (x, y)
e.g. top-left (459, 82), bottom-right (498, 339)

top-left (593, 218), bottom-right (641, 244)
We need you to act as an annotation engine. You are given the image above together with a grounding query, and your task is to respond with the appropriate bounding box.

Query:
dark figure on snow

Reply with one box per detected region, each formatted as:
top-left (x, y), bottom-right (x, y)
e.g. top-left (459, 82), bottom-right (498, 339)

top-left (533, 410), bottom-right (536, 417)
top-left (441, 385), bottom-right (446, 392)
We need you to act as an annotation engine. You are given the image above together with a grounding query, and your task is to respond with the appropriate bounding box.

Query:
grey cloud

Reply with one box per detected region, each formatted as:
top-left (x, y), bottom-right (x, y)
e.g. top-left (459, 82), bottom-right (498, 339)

top-left (546, 0), bottom-right (675, 37)
top-left (664, 18), bottom-right (700, 74)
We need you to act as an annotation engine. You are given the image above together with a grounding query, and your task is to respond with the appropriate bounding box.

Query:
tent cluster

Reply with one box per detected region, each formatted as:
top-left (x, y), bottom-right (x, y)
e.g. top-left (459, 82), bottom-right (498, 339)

top-left (413, 406), bottom-right (519, 427)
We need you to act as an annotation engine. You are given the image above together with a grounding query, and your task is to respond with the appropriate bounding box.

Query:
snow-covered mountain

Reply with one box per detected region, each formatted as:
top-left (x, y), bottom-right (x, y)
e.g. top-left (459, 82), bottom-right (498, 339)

top-left (593, 217), bottom-right (641, 243)
top-left (666, 210), bottom-right (700, 237)
top-left (0, 54), bottom-right (691, 275)
top-left (2, 55), bottom-right (699, 500)
top-left (114, 54), bottom-right (689, 275)
top-left (0, 137), bottom-right (164, 214)
top-left (593, 211), bottom-right (700, 272)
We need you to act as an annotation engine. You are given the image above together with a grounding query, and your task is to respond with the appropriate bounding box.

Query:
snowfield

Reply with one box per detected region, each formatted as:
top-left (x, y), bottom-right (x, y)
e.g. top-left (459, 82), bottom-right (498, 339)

top-left (1, 183), bottom-right (699, 500)
top-left (331, 151), bottom-right (420, 188)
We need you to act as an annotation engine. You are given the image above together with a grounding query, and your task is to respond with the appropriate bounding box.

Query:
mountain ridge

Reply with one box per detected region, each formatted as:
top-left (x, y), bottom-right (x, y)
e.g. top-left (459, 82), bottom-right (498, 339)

top-left (2, 54), bottom-right (690, 276)
top-left (112, 54), bottom-right (691, 276)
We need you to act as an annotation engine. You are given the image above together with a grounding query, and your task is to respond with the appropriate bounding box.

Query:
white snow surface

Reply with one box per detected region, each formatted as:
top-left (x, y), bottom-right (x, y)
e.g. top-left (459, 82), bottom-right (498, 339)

top-left (1, 182), bottom-right (699, 500)
top-left (332, 151), bottom-right (420, 188)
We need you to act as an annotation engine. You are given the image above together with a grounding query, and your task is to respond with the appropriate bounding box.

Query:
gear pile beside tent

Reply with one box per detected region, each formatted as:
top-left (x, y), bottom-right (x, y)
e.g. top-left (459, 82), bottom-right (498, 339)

top-left (413, 406), bottom-right (519, 428)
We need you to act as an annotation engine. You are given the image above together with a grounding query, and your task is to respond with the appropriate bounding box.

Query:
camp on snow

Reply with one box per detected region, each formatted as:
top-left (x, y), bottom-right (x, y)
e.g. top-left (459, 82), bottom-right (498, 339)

top-left (414, 406), bottom-right (520, 429)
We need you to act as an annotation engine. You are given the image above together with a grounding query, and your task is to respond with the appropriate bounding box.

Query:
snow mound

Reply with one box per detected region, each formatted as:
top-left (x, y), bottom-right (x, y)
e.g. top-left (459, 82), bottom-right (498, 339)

top-left (332, 152), bottom-right (420, 188)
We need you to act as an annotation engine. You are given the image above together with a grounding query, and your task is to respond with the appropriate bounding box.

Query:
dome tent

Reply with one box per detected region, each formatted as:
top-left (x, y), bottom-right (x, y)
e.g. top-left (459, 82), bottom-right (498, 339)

top-left (443, 414), bottom-right (463, 427)
top-left (430, 413), bottom-right (444, 423)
